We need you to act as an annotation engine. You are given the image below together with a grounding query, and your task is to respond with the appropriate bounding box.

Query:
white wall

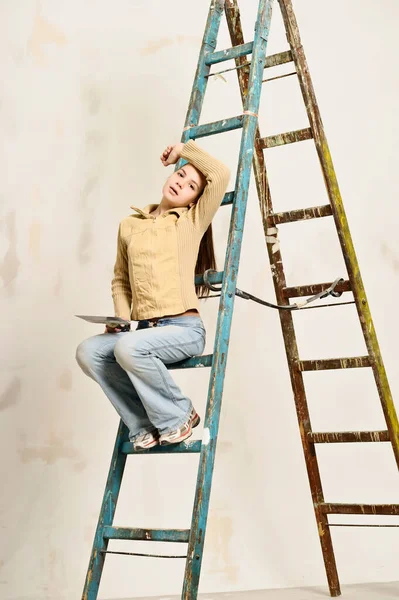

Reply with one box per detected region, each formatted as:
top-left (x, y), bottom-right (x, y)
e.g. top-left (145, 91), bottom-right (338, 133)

top-left (1, 1), bottom-right (399, 598)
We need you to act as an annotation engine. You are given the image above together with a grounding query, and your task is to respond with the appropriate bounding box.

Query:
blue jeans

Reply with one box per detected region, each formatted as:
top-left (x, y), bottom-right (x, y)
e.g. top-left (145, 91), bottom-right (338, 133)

top-left (75, 315), bottom-right (206, 441)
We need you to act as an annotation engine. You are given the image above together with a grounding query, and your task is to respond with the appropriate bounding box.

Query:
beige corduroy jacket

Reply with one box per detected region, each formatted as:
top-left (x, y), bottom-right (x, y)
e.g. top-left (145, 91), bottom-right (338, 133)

top-left (111, 139), bottom-right (231, 321)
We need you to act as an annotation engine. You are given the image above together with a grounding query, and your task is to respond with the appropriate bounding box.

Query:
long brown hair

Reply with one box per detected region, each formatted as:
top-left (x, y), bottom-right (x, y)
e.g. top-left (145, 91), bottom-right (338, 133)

top-left (188, 167), bottom-right (217, 298)
top-left (195, 223), bottom-right (216, 298)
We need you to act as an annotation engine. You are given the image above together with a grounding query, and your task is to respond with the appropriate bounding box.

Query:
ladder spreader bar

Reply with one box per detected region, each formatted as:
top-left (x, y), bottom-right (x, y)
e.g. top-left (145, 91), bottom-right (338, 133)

top-left (259, 127), bottom-right (313, 149)
top-left (186, 115), bottom-right (244, 139)
top-left (206, 42), bottom-right (254, 65)
top-left (103, 526), bottom-right (190, 543)
top-left (121, 440), bottom-right (202, 455)
top-left (283, 280), bottom-right (351, 298)
top-left (268, 204), bottom-right (332, 225)
top-left (319, 503), bottom-right (399, 516)
top-left (309, 431), bottom-right (390, 443)
top-left (298, 356), bottom-right (370, 371)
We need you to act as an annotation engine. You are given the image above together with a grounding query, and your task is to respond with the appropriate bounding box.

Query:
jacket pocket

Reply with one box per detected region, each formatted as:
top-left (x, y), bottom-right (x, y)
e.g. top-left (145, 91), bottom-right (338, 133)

top-left (127, 227), bottom-right (152, 284)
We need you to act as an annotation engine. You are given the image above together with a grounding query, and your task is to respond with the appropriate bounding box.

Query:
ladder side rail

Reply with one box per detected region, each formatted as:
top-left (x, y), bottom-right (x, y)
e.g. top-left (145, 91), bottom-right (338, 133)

top-left (278, 0), bottom-right (399, 466)
top-left (183, 1), bottom-right (274, 598)
top-left (260, 182), bottom-right (341, 597)
top-left (181, 0), bottom-right (225, 133)
top-left (82, 421), bottom-right (130, 600)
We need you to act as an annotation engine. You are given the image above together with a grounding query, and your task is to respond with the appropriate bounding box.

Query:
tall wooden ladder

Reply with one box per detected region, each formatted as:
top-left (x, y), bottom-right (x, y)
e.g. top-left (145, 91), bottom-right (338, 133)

top-left (223, 0), bottom-right (399, 597)
top-left (81, 1), bottom-right (399, 598)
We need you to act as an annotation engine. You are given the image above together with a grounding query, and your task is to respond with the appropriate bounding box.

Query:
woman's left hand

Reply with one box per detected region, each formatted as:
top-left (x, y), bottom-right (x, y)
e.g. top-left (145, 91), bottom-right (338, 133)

top-left (160, 143), bottom-right (184, 166)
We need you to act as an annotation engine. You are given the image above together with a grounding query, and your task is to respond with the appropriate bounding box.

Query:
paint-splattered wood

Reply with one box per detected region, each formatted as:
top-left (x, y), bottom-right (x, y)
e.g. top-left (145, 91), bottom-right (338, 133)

top-left (309, 430), bottom-right (390, 443)
top-left (259, 126), bottom-right (313, 148)
top-left (298, 356), bottom-right (370, 371)
top-left (268, 204), bottom-right (333, 225)
top-left (283, 280), bottom-right (350, 298)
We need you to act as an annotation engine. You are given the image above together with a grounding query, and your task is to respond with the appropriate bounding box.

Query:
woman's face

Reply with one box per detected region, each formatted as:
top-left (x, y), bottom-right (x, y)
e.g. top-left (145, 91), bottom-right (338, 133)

top-left (162, 163), bottom-right (206, 208)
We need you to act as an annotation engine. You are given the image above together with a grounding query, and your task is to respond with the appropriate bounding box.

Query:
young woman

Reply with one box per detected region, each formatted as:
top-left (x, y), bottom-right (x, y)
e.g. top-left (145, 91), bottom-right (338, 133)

top-left (76, 139), bottom-right (230, 450)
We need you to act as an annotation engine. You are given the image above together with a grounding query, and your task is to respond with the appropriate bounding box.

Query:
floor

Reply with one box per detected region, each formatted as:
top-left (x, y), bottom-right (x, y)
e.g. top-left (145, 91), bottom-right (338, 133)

top-left (111, 581), bottom-right (399, 600)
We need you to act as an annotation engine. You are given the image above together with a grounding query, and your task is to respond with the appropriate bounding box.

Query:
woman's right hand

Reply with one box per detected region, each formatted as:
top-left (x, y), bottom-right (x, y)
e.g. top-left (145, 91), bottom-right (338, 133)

top-left (104, 322), bottom-right (131, 334)
top-left (104, 325), bottom-right (122, 334)
top-left (160, 143), bottom-right (184, 166)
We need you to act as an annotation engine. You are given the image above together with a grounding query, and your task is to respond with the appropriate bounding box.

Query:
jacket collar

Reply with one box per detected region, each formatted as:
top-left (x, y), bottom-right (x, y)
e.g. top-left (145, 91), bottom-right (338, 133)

top-left (130, 203), bottom-right (188, 219)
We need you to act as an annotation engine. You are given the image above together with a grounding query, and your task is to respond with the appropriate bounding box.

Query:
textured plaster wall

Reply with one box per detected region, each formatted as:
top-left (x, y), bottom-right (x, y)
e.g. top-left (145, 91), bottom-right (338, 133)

top-left (1, 1), bottom-right (398, 599)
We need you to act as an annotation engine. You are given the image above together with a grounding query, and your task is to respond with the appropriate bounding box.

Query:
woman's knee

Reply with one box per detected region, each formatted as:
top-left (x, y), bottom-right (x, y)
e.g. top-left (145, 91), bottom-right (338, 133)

top-left (114, 335), bottom-right (143, 371)
top-left (75, 336), bottom-right (106, 374)
top-left (75, 339), bottom-right (93, 374)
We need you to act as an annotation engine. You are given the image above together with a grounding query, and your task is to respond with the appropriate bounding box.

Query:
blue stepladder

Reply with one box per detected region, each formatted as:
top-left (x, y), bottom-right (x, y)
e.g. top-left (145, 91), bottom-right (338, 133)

top-left (81, 1), bottom-right (274, 598)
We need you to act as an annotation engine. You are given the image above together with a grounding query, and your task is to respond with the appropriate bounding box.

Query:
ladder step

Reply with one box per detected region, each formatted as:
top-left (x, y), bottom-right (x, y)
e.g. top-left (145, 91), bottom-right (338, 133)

top-left (195, 270), bottom-right (223, 287)
top-left (205, 46), bottom-right (292, 68)
top-left (168, 355), bottom-right (213, 370)
top-left (221, 191), bottom-right (235, 206)
top-left (283, 280), bottom-right (351, 299)
top-left (319, 504), bottom-right (399, 516)
top-left (298, 356), bottom-right (371, 371)
top-left (267, 204), bottom-right (332, 225)
top-left (103, 526), bottom-right (190, 543)
top-left (206, 41), bottom-right (254, 65)
top-left (186, 116), bottom-right (244, 140)
top-left (259, 127), bottom-right (313, 149)
top-left (121, 440), bottom-right (202, 455)
top-left (265, 50), bottom-right (293, 68)
top-left (309, 431), bottom-right (390, 443)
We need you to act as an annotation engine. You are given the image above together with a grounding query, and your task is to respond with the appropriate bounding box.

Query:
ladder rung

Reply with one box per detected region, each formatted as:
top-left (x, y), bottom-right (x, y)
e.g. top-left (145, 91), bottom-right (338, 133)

top-left (265, 50), bottom-right (293, 68)
top-left (267, 204), bottom-right (332, 225)
top-left (121, 440), bottom-right (202, 455)
top-left (205, 46), bottom-right (292, 69)
top-left (298, 356), bottom-right (371, 371)
top-left (195, 271), bottom-right (223, 286)
top-left (168, 355), bottom-right (213, 370)
top-left (221, 191), bottom-right (235, 206)
top-left (309, 431), bottom-right (390, 443)
top-left (103, 526), bottom-right (190, 543)
top-left (283, 280), bottom-right (351, 298)
top-left (319, 504), bottom-right (399, 516)
top-left (259, 127), bottom-right (313, 149)
top-left (206, 42), bottom-right (254, 65)
top-left (187, 116), bottom-right (244, 139)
